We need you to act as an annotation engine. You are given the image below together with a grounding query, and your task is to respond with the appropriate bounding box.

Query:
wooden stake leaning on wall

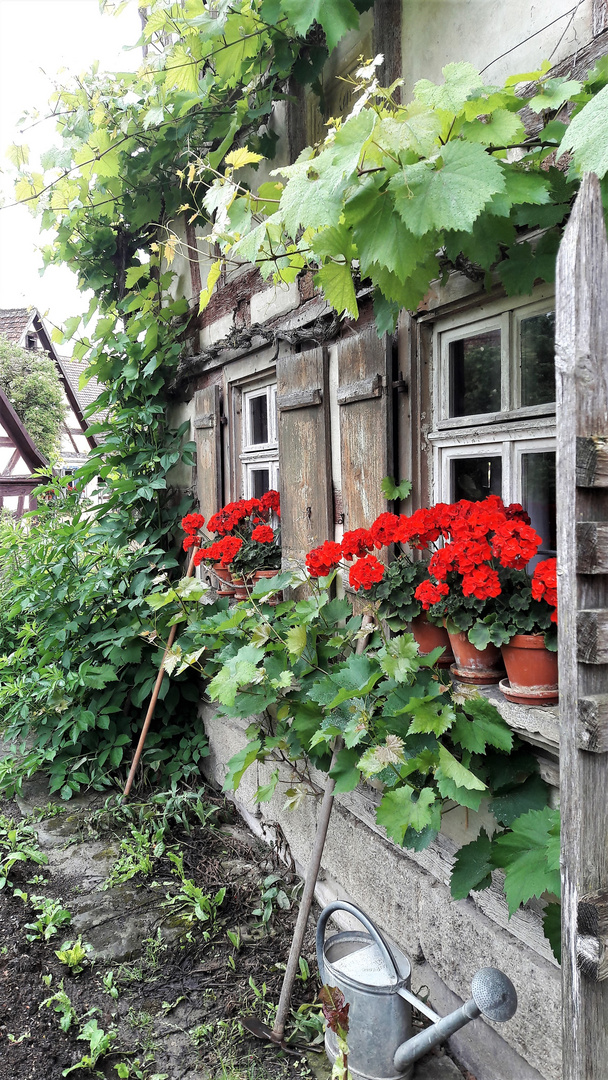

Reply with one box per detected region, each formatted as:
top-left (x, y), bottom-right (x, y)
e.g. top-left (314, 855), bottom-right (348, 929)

top-left (556, 172), bottom-right (608, 1080)
top-left (242, 615), bottom-right (375, 1048)
top-left (124, 549), bottom-right (197, 798)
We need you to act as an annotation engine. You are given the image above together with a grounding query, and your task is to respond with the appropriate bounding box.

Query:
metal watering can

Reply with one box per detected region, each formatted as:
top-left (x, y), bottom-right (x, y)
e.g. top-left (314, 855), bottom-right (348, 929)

top-left (316, 901), bottom-right (518, 1080)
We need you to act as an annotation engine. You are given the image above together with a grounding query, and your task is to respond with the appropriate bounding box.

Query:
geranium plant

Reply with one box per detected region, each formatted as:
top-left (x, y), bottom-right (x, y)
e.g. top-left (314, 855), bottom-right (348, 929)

top-left (179, 491), bottom-right (281, 581)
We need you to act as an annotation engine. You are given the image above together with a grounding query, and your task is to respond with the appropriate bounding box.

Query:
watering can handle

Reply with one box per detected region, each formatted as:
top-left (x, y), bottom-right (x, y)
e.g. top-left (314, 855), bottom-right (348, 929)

top-left (316, 900), bottom-right (401, 986)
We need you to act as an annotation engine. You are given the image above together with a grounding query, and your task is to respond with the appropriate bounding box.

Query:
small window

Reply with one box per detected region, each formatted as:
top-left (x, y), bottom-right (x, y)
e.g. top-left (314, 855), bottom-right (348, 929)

top-left (240, 380), bottom-right (278, 499)
top-left (430, 295), bottom-right (556, 552)
top-left (26, 333), bottom-right (37, 350)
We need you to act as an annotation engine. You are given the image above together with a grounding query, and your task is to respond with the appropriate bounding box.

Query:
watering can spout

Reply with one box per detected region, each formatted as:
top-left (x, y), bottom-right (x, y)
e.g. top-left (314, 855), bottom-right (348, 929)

top-left (393, 967), bottom-right (517, 1072)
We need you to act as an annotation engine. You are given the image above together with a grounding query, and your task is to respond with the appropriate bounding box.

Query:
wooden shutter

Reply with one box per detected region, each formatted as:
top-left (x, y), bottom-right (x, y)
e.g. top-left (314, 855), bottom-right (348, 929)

top-left (193, 384), bottom-right (222, 519)
top-left (338, 328), bottom-right (393, 530)
top-left (277, 347), bottom-right (333, 567)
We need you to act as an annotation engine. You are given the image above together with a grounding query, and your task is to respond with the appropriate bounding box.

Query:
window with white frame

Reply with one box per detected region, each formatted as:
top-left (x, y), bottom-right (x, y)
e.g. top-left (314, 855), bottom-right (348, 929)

top-left (429, 294), bottom-right (556, 558)
top-left (240, 379), bottom-right (279, 498)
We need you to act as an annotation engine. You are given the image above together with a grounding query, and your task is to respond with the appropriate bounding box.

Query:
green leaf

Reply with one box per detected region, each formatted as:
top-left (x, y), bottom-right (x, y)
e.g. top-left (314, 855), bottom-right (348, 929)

top-left (346, 179), bottom-right (431, 279)
top-left (329, 747), bottom-right (361, 793)
top-left (450, 828), bottom-right (494, 900)
top-left (378, 634), bottom-right (420, 682)
top-left (208, 644), bottom-right (265, 707)
top-left (436, 743), bottom-right (486, 792)
top-left (286, 624), bottom-right (307, 658)
top-left (558, 82), bottom-right (608, 178)
top-left (280, 0), bottom-right (361, 51)
top-left (380, 476), bottom-right (412, 501)
top-left (492, 806), bottom-right (561, 916)
top-left (528, 77), bottom-right (582, 115)
top-left (489, 772), bottom-right (548, 826)
top-left (255, 768), bottom-right (279, 803)
top-left (223, 740), bottom-right (262, 791)
top-left (404, 697), bottom-right (456, 737)
top-left (376, 785), bottom-right (438, 844)
top-left (543, 902), bottom-right (561, 963)
top-left (461, 109), bottom-right (525, 146)
top-left (456, 696), bottom-right (513, 753)
top-left (390, 140), bottom-right (505, 236)
top-left (414, 62), bottom-right (484, 115)
top-left (314, 260), bottom-right (358, 318)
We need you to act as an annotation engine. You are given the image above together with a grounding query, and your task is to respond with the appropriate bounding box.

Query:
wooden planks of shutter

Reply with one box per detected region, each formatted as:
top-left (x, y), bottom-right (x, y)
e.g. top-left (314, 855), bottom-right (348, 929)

top-left (337, 328), bottom-right (393, 531)
top-left (277, 347), bottom-right (332, 567)
top-left (193, 384), bottom-right (222, 518)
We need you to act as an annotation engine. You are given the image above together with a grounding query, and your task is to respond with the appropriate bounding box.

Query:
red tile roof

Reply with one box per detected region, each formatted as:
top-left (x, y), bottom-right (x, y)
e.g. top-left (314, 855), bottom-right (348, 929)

top-left (0, 308), bottom-right (32, 343)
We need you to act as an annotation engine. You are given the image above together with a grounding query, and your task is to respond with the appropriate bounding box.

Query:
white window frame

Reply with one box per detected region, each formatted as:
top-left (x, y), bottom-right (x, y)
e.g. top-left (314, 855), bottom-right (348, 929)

top-left (429, 289), bottom-right (556, 513)
top-left (239, 377), bottom-right (279, 500)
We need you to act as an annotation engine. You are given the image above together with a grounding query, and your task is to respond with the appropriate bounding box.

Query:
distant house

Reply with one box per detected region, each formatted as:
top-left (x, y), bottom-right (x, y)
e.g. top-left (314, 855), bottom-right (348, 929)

top-left (0, 307), bottom-right (103, 515)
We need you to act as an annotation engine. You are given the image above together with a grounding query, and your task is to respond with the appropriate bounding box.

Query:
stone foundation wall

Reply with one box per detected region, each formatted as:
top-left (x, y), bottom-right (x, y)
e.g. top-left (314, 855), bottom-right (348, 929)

top-left (200, 704), bottom-right (560, 1080)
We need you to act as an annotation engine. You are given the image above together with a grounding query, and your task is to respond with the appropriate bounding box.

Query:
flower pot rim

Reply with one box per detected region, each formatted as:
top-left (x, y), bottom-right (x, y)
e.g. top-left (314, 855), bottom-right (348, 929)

top-left (504, 633), bottom-right (551, 649)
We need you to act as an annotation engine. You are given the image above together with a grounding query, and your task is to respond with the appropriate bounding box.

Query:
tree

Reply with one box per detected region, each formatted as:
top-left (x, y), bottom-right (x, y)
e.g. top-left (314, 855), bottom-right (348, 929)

top-left (0, 334), bottom-right (64, 461)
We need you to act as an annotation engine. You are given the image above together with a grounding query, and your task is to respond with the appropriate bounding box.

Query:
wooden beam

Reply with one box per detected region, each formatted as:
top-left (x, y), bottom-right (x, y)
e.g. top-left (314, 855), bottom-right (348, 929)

top-left (578, 890), bottom-right (608, 981)
top-left (556, 172), bottom-right (608, 1078)
top-left (577, 522), bottom-right (608, 573)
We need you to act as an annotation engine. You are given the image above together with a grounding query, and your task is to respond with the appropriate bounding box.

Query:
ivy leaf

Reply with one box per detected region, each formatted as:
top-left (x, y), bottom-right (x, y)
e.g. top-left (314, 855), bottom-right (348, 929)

top-left (436, 744), bottom-right (486, 792)
top-left (223, 739), bottom-right (262, 791)
top-left (492, 806), bottom-right (561, 916)
top-left (376, 785), bottom-right (438, 844)
top-left (558, 82), bottom-right (608, 178)
top-left (450, 828), bottom-right (494, 900)
top-left (390, 140), bottom-right (505, 236)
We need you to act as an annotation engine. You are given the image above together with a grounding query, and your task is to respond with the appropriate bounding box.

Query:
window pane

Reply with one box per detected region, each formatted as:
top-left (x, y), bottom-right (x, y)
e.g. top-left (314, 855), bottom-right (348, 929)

top-left (452, 456), bottom-right (502, 502)
top-left (251, 469), bottom-right (270, 497)
top-left (449, 330), bottom-right (501, 416)
top-left (520, 312), bottom-right (555, 407)
top-left (522, 451), bottom-right (556, 557)
top-left (250, 394), bottom-right (268, 444)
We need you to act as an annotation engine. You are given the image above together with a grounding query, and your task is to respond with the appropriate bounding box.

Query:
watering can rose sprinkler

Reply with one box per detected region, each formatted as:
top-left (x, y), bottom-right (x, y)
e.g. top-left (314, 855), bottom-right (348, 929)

top-left (317, 901), bottom-right (517, 1080)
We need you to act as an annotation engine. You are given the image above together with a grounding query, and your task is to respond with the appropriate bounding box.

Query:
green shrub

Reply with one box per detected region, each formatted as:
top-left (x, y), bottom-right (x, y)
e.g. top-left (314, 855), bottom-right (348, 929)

top-left (0, 333), bottom-right (65, 462)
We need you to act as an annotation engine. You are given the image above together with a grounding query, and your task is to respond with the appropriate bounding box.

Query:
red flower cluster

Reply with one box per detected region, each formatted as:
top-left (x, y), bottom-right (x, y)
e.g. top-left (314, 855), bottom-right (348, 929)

top-left (251, 524), bottom-right (274, 543)
top-left (414, 579), bottom-right (449, 609)
top-left (348, 554), bottom-right (385, 590)
top-left (369, 513), bottom-right (401, 548)
top-left (206, 491), bottom-right (281, 534)
top-left (491, 520), bottom-right (542, 569)
top-left (181, 513), bottom-right (205, 534)
top-left (461, 565), bottom-right (501, 600)
top-left (259, 489), bottom-right (280, 516)
top-left (532, 558), bottom-right (558, 621)
top-left (306, 541), bottom-right (343, 578)
top-left (183, 534), bottom-right (202, 552)
top-left (193, 535), bottom-right (244, 567)
top-left (340, 529), bottom-right (373, 561)
top-left (398, 508), bottom-right (441, 549)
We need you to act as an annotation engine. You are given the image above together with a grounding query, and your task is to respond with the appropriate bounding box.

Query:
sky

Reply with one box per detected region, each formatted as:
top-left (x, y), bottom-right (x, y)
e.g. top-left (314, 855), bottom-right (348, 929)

top-left (0, 0), bottom-right (143, 345)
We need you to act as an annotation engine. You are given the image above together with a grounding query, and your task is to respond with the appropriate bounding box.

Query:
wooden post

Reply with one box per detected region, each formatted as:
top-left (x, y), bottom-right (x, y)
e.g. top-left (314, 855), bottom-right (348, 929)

top-left (556, 172), bottom-right (608, 1078)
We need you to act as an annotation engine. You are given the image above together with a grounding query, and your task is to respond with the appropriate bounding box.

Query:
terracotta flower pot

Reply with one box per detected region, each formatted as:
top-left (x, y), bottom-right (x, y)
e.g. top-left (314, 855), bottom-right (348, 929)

top-left (446, 627), bottom-right (505, 685)
top-left (231, 576), bottom-right (250, 600)
top-left (212, 565), bottom-right (236, 596)
top-left (500, 634), bottom-right (558, 705)
top-left (411, 614), bottom-right (454, 668)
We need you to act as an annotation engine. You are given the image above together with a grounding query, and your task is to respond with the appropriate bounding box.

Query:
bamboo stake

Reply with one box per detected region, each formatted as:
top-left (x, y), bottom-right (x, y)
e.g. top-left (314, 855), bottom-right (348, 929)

top-left (124, 549), bottom-right (197, 797)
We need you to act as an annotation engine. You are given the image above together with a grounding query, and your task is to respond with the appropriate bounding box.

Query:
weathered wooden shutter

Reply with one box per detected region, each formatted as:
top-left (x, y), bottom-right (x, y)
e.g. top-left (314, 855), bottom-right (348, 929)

top-left (193, 384), bottom-right (222, 519)
top-left (277, 347), bottom-right (333, 567)
top-left (337, 328), bottom-right (393, 530)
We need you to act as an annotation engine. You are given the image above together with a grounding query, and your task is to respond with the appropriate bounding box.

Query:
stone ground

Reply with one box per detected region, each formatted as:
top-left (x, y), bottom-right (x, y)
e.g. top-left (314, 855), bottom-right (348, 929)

top-left (0, 774), bottom-right (471, 1080)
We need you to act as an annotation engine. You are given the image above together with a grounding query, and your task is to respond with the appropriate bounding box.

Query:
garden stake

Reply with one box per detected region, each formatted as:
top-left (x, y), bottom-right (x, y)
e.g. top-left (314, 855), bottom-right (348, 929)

top-left (243, 616), bottom-right (375, 1048)
top-left (124, 549), bottom-right (197, 797)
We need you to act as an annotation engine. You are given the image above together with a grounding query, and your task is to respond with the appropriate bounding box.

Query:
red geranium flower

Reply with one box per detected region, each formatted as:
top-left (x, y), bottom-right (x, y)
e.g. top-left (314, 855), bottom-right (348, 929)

top-left (491, 521), bottom-right (542, 569)
top-left (370, 513), bottom-right (401, 548)
top-left (414, 579), bottom-right (449, 610)
top-left (183, 534), bottom-right (201, 551)
top-left (398, 508), bottom-right (441, 549)
top-left (305, 541), bottom-right (343, 578)
top-left (252, 524), bottom-right (274, 543)
top-left (259, 490), bottom-right (280, 514)
top-left (341, 529), bottom-right (373, 561)
top-left (461, 565), bottom-right (501, 600)
top-left (215, 535), bottom-right (244, 565)
top-left (349, 554), bottom-right (385, 591)
top-left (181, 512), bottom-right (205, 534)
top-left (532, 558), bottom-right (558, 609)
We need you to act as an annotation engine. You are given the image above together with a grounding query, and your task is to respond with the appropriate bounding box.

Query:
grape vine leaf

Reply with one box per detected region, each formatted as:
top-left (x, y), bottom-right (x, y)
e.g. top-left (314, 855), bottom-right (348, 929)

top-left (461, 109), bottom-right (526, 146)
top-left (329, 747), bottom-right (362, 793)
top-left (492, 806), bottom-right (561, 916)
top-left (489, 772), bottom-right (549, 826)
top-left (389, 140), bottom-right (505, 236)
top-left (543, 902), bottom-right (561, 963)
top-left (414, 62), bottom-right (484, 115)
top-left (435, 743), bottom-right (486, 792)
top-left (405, 697), bottom-right (456, 737)
top-left (314, 261), bottom-right (358, 318)
top-left (223, 739), bottom-right (262, 791)
top-left (558, 82), bottom-right (608, 178)
top-left (376, 784), bottom-right (438, 845)
top-left (454, 695), bottom-right (513, 753)
top-left (279, 0), bottom-right (361, 51)
top-left (450, 828), bottom-right (494, 900)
